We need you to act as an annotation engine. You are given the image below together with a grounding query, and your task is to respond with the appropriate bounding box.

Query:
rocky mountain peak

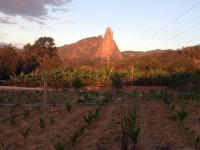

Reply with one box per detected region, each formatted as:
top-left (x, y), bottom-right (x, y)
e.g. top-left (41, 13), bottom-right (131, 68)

top-left (104, 27), bottom-right (113, 38)
top-left (58, 27), bottom-right (123, 67)
top-left (95, 27), bottom-right (123, 60)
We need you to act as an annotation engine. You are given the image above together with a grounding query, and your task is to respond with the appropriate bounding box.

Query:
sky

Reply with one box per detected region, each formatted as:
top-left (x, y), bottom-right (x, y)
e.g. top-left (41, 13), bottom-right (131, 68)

top-left (0, 0), bottom-right (200, 51)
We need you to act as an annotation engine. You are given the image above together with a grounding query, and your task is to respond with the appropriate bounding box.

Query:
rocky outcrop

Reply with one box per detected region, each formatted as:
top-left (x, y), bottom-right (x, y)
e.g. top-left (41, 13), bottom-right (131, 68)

top-left (95, 27), bottom-right (123, 60)
top-left (58, 27), bottom-right (123, 67)
top-left (59, 36), bottom-right (103, 60)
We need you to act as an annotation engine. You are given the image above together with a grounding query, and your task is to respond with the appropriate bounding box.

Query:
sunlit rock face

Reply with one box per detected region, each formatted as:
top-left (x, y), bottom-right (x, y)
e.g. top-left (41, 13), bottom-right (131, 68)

top-left (95, 27), bottom-right (123, 60)
top-left (58, 27), bottom-right (123, 66)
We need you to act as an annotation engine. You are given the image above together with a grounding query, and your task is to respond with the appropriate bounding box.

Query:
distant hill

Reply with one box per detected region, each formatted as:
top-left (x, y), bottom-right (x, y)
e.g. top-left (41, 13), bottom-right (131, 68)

top-left (117, 46), bottom-right (200, 71)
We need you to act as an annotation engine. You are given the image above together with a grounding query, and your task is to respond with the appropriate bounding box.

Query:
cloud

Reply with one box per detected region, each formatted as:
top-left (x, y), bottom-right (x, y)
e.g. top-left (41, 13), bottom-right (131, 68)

top-left (0, 0), bottom-right (72, 18)
top-left (52, 8), bottom-right (70, 12)
top-left (0, 16), bottom-right (16, 24)
top-left (0, 33), bottom-right (7, 39)
top-left (65, 20), bottom-right (76, 24)
top-left (25, 16), bottom-right (46, 25)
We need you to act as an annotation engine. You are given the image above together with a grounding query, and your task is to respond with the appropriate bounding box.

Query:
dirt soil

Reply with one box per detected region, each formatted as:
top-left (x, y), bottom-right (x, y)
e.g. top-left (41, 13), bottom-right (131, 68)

top-left (137, 101), bottom-right (196, 150)
top-left (0, 89), bottom-right (199, 150)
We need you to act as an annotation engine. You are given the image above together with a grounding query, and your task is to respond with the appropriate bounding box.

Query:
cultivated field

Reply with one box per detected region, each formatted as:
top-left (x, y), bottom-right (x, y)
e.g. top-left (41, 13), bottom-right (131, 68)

top-left (0, 87), bottom-right (199, 150)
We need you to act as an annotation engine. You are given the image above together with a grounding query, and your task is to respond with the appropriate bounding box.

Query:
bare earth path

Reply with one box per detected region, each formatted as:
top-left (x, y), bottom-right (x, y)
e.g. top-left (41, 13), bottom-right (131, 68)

top-left (137, 101), bottom-right (196, 150)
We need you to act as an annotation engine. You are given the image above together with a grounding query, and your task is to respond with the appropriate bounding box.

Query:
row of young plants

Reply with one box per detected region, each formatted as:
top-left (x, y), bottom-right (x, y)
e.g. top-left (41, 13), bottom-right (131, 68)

top-left (77, 90), bottom-right (114, 105)
top-left (119, 91), bottom-right (140, 150)
top-left (149, 90), bottom-right (200, 149)
top-left (0, 100), bottom-right (73, 149)
top-left (51, 107), bottom-right (101, 150)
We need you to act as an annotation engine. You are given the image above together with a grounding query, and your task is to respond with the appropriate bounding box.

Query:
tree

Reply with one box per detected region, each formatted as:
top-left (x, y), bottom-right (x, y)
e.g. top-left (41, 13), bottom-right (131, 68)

top-left (33, 37), bottom-right (56, 57)
top-left (0, 47), bottom-right (18, 80)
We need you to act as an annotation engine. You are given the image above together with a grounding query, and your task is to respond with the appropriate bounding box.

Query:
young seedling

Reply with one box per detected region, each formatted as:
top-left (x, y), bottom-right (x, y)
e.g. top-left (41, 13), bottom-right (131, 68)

top-left (8, 114), bottom-right (16, 125)
top-left (65, 101), bottom-right (72, 112)
top-left (19, 127), bottom-right (30, 141)
top-left (126, 111), bottom-right (140, 148)
top-left (53, 142), bottom-right (65, 150)
top-left (23, 109), bottom-right (30, 119)
top-left (94, 108), bottom-right (100, 119)
top-left (50, 116), bottom-right (55, 125)
top-left (39, 116), bottom-right (46, 129)
top-left (193, 135), bottom-right (200, 148)
top-left (0, 141), bottom-right (10, 150)
top-left (69, 125), bottom-right (85, 147)
top-left (83, 111), bottom-right (94, 124)
top-left (175, 110), bottom-right (188, 121)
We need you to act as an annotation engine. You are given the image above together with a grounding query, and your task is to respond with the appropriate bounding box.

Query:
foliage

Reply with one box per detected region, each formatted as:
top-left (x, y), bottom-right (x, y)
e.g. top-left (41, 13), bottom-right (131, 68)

top-left (110, 72), bottom-right (126, 89)
top-left (0, 47), bottom-right (18, 80)
top-left (72, 76), bottom-right (85, 90)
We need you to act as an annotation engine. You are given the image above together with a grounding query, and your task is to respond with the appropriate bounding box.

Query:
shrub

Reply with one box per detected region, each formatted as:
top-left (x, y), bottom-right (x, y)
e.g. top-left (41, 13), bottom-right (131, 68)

top-left (110, 72), bottom-right (126, 90)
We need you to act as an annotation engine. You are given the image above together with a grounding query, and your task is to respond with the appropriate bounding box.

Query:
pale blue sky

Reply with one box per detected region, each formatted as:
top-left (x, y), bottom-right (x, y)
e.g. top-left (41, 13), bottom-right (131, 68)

top-left (0, 0), bottom-right (200, 51)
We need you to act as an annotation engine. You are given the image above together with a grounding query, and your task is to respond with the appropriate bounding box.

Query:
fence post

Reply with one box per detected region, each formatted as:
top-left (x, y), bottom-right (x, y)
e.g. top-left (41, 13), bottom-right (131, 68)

top-left (43, 77), bottom-right (46, 107)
